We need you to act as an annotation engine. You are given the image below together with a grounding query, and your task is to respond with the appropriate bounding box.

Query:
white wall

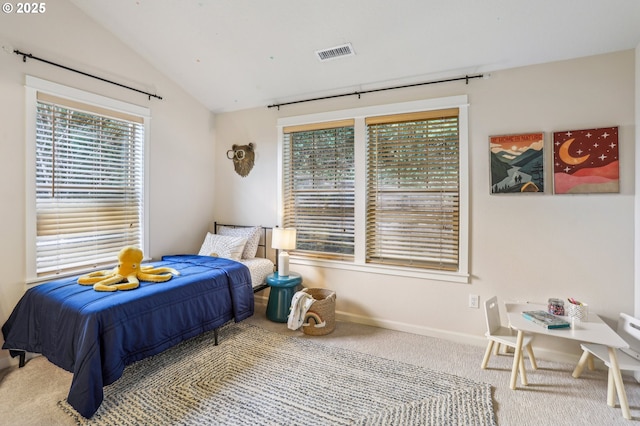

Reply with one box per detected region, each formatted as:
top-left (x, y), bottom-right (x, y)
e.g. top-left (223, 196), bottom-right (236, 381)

top-left (0, 2), bottom-right (635, 368)
top-left (215, 50), bottom-right (636, 362)
top-left (636, 44), bottom-right (640, 317)
top-left (0, 1), bottom-right (216, 367)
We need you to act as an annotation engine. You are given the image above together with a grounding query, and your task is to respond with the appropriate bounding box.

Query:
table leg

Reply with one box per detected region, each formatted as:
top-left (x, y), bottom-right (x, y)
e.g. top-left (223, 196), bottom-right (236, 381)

top-left (572, 350), bottom-right (590, 378)
top-left (510, 330), bottom-right (527, 389)
top-left (518, 351), bottom-right (527, 384)
top-left (525, 343), bottom-right (538, 370)
top-left (608, 347), bottom-right (631, 420)
top-left (607, 368), bottom-right (615, 407)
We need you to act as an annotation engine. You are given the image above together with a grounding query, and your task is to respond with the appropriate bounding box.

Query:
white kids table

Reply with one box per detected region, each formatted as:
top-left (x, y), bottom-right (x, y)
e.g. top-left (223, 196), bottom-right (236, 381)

top-left (504, 302), bottom-right (631, 419)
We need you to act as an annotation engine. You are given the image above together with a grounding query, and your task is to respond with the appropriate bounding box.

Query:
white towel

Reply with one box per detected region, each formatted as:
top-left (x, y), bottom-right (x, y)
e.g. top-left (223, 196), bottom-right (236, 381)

top-left (287, 290), bottom-right (315, 330)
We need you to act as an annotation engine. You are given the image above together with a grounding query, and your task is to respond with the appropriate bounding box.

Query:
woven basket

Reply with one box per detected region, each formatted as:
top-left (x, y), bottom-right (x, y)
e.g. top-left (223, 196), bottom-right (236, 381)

top-left (302, 288), bottom-right (336, 336)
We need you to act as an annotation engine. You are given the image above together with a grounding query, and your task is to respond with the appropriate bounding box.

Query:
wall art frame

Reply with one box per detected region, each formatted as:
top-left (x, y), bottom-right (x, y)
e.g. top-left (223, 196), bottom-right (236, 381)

top-left (552, 126), bottom-right (619, 194)
top-left (490, 132), bottom-right (544, 194)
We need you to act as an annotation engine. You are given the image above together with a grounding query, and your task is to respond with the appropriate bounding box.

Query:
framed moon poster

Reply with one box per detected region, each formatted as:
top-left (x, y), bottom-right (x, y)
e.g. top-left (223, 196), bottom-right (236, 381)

top-left (490, 132), bottom-right (544, 194)
top-left (552, 127), bottom-right (619, 194)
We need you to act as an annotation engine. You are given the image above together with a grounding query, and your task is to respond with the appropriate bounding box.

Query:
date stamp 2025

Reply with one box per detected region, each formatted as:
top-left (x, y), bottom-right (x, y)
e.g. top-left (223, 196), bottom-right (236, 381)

top-left (2, 2), bottom-right (47, 14)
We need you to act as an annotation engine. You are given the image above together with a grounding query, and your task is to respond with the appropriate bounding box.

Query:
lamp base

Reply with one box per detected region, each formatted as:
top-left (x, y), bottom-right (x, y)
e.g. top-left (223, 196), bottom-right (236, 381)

top-left (278, 251), bottom-right (290, 277)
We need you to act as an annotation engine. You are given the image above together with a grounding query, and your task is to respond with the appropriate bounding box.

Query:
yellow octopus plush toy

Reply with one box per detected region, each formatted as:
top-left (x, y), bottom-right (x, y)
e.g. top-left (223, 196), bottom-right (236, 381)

top-left (77, 246), bottom-right (179, 291)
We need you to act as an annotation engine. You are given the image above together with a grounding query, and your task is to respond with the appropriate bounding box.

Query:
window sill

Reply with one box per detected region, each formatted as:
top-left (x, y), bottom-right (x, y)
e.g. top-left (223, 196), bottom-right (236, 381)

top-left (290, 257), bottom-right (470, 284)
top-left (25, 256), bottom-right (152, 287)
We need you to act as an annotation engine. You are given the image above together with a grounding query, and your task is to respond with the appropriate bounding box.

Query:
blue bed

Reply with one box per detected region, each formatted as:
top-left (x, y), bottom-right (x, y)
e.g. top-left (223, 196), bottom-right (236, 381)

top-left (1, 254), bottom-right (254, 418)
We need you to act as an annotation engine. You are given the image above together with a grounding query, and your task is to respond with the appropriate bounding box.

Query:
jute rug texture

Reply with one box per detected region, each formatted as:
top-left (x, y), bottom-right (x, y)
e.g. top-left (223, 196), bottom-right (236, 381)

top-left (59, 323), bottom-right (497, 425)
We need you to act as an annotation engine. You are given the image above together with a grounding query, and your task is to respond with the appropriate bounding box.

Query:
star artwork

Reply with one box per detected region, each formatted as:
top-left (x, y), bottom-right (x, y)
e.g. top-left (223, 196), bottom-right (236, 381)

top-left (553, 126), bottom-right (619, 194)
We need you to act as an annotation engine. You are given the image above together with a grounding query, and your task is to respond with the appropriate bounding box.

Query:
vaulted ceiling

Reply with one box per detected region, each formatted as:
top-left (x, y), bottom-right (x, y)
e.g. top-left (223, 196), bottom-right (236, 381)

top-left (70, 0), bottom-right (640, 113)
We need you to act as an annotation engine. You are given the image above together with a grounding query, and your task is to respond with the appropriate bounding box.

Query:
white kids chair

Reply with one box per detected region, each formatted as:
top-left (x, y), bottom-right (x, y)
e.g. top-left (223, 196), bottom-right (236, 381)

top-left (572, 313), bottom-right (640, 409)
top-left (481, 296), bottom-right (538, 372)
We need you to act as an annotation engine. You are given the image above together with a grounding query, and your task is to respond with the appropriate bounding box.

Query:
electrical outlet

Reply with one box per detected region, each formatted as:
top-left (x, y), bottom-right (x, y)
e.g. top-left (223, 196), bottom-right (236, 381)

top-left (469, 294), bottom-right (479, 309)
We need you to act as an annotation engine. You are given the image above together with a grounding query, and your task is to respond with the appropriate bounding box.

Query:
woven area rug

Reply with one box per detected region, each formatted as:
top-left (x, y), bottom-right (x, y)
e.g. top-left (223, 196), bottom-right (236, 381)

top-left (59, 323), bottom-right (497, 425)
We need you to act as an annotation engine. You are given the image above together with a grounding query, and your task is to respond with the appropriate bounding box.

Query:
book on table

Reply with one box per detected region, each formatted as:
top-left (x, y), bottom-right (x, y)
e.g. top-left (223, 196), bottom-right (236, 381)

top-left (522, 310), bottom-right (571, 329)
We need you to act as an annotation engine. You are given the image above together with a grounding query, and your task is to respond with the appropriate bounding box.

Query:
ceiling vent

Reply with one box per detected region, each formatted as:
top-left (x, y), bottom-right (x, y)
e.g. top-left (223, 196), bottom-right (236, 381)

top-left (315, 43), bottom-right (355, 62)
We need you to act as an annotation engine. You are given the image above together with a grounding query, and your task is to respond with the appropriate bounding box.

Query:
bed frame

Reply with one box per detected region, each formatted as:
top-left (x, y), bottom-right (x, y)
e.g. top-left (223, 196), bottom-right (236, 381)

top-left (4, 254), bottom-right (254, 417)
top-left (213, 222), bottom-right (276, 293)
top-left (10, 224), bottom-right (274, 370)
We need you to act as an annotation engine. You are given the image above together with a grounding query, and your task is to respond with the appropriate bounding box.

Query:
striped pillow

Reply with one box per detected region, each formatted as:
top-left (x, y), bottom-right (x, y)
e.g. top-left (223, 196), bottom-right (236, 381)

top-left (197, 233), bottom-right (247, 261)
top-left (218, 226), bottom-right (262, 259)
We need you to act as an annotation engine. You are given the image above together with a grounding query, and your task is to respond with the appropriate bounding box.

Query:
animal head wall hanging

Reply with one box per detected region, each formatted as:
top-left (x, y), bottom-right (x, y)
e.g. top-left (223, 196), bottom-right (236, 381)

top-left (227, 143), bottom-right (255, 177)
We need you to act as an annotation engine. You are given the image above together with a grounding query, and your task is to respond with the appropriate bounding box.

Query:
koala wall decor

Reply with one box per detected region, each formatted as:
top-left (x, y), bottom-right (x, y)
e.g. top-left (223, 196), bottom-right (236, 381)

top-left (227, 143), bottom-right (255, 177)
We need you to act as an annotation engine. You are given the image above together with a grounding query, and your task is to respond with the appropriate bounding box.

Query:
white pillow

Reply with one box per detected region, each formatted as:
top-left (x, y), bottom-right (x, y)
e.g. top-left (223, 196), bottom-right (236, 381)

top-left (218, 226), bottom-right (262, 259)
top-left (198, 233), bottom-right (247, 261)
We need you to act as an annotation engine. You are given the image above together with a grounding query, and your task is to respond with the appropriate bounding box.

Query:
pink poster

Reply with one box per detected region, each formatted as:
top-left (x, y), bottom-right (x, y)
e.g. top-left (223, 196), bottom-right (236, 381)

top-left (553, 127), bottom-right (619, 194)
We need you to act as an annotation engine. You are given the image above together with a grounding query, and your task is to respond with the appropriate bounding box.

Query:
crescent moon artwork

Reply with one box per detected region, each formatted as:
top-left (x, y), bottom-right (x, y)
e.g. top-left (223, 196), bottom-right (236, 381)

top-left (558, 138), bottom-right (589, 165)
top-left (553, 127), bottom-right (619, 194)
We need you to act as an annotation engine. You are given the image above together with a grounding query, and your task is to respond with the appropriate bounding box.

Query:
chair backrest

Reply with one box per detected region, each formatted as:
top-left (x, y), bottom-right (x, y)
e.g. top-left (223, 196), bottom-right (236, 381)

top-left (618, 313), bottom-right (640, 361)
top-left (484, 296), bottom-right (502, 335)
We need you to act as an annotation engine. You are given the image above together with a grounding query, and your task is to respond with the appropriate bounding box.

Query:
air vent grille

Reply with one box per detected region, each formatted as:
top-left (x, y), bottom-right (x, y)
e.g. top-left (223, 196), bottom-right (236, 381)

top-left (315, 43), bottom-right (355, 62)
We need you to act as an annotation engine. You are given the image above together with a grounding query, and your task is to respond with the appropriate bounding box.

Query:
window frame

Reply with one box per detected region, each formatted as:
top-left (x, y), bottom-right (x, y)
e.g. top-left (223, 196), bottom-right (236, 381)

top-left (25, 76), bottom-right (151, 284)
top-left (282, 120), bottom-right (356, 260)
top-left (277, 96), bottom-right (469, 283)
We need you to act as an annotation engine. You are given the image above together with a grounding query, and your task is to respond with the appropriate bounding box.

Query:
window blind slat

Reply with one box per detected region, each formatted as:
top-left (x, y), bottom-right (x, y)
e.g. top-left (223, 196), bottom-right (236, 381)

top-left (283, 124), bottom-right (355, 259)
top-left (35, 99), bottom-right (144, 277)
top-left (281, 107), bottom-right (461, 272)
top-left (366, 111), bottom-right (460, 271)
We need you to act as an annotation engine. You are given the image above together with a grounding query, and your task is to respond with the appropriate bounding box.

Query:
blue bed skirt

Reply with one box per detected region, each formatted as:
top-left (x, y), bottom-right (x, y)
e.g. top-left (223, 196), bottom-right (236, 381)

top-left (2, 255), bottom-right (254, 418)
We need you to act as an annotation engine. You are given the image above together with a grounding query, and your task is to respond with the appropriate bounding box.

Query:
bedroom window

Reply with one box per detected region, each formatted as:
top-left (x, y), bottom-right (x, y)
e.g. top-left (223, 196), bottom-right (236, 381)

top-left (25, 76), bottom-right (150, 282)
top-left (282, 120), bottom-right (355, 260)
top-left (278, 96), bottom-right (469, 282)
top-left (366, 109), bottom-right (460, 271)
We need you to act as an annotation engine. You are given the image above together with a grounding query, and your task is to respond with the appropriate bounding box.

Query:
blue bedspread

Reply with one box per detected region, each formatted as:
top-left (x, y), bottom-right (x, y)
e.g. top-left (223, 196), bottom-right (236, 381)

top-left (1, 255), bottom-right (254, 418)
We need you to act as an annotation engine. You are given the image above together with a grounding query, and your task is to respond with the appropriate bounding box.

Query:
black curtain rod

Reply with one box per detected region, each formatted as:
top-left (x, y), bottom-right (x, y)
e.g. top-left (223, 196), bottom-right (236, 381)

top-left (14, 49), bottom-right (163, 101)
top-left (268, 73), bottom-right (485, 110)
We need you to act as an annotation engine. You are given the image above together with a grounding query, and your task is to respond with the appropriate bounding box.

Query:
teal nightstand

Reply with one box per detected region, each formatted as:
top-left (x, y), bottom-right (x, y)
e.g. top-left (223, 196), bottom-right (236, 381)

top-left (265, 272), bottom-right (302, 322)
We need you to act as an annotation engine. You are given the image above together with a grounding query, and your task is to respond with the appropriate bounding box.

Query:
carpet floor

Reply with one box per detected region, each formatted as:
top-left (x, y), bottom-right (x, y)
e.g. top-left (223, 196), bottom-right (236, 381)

top-left (58, 322), bottom-right (496, 425)
top-left (1, 311), bottom-right (640, 425)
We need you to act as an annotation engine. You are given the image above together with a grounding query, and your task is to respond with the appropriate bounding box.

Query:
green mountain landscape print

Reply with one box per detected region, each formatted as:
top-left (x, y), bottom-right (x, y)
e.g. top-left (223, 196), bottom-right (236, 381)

top-left (490, 132), bottom-right (544, 194)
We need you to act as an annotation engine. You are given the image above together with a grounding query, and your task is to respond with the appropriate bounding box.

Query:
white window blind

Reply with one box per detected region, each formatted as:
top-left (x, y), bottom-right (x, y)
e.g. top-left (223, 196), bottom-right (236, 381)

top-left (34, 92), bottom-right (144, 278)
top-left (365, 108), bottom-right (460, 271)
top-left (282, 120), bottom-right (355, 260)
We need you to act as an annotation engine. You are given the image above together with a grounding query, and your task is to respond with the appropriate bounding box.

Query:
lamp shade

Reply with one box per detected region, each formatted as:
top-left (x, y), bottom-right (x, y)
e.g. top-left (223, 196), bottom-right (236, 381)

top-left (271, 227), bottom-right (297, 250)
top-left (272, 227), bottom-right (296, 276)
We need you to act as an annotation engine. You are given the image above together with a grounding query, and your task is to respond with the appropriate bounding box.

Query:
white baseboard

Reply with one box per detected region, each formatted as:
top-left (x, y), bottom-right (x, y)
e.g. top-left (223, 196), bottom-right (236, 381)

top-left (255, 295), bottom-right (584, 366)
top-left (334, 310), bottom-right (585, 365)
top-left (2, 300), bottom-right (629, 380)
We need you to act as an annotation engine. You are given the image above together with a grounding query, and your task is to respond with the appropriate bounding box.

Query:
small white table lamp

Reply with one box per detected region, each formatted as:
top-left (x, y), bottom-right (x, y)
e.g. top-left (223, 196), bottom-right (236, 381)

top-left (272, 227), bottom-right (297, 277)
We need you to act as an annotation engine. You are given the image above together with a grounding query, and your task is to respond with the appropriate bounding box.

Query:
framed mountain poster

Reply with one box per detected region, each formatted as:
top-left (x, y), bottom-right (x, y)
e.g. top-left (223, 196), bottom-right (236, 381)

top-left (490, 132), bottom-right (544, 194)
top-left (553, 126), bottom-right (619, 194)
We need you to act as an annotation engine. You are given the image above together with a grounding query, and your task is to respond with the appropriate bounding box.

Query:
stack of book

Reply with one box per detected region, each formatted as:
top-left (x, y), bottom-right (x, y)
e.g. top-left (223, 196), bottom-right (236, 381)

top-left (522, 310), bottom-right (571, 329)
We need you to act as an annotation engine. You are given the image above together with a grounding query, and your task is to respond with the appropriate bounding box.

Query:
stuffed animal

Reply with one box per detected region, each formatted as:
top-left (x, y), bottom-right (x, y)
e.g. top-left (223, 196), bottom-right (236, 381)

top-left (77, 246), bottom-right (179, 292)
